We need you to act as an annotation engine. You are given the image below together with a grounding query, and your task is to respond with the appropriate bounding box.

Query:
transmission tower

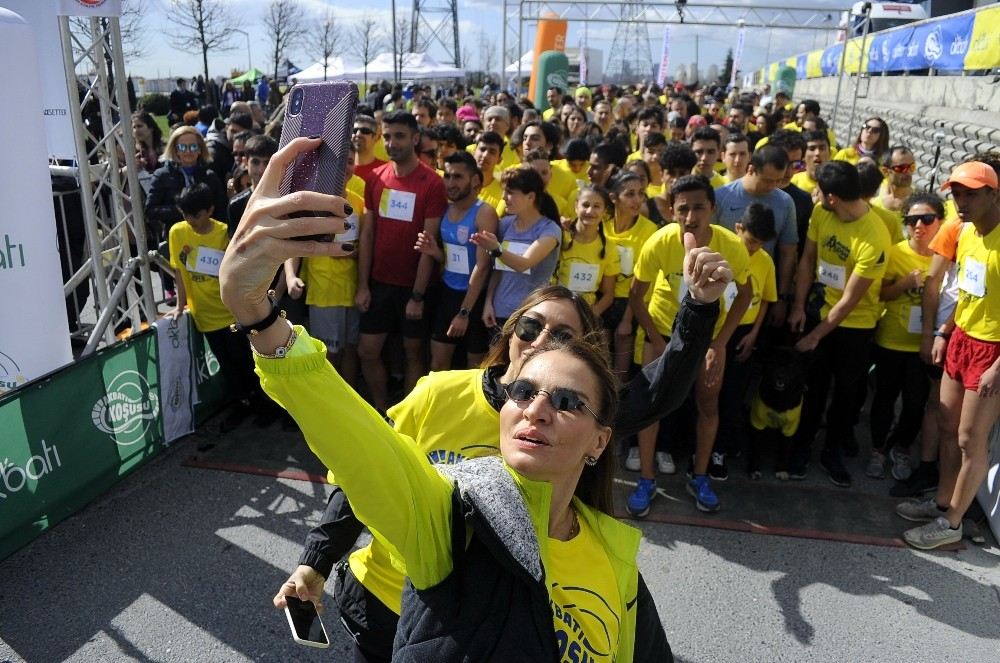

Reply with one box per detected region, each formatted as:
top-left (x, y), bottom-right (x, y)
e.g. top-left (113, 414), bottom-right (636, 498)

top-left (410, 0), bottom-right (461, 67)
top-left (605, 0), bottom-right (653, 83)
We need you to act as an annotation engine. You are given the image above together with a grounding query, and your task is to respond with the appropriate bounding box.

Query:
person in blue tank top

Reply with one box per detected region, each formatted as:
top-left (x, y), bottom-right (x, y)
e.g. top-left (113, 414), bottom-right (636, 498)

top-left (416, 152), bottom-right (500, 370)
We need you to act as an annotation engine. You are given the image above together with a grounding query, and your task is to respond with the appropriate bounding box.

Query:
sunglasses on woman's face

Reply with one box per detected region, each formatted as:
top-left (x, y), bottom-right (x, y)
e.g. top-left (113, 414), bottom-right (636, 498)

top-left (504, 378), bottom-right (601, 421)
top-left (514, 315), bottom-right (574, 343)
top-left (862, 124), bottom-right (882, 134)
top-left (887, 162), bottom-right (916, 174)
top-left (903, 213), bottom-right (938, 226)
top-left (176, 143), bottom-right (200, 153)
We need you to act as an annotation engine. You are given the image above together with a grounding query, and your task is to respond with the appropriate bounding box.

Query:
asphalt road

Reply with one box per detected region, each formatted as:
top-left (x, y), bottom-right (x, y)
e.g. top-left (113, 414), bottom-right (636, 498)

top-left (1, 437), bottom-right (998, 663)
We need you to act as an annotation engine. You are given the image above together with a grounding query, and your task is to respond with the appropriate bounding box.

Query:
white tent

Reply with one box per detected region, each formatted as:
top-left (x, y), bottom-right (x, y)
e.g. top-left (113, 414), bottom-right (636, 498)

top-left (294, 58), bottom-right (350, 82)
top-left (343, 52), bottom-right (463, 80)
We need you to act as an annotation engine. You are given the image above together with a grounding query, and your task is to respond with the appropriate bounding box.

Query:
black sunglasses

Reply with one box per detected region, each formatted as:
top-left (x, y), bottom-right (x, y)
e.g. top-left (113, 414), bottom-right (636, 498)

top-left (504, 379), bottom-right (601, 421)
top-left (903, 213), bottom-right (938, 226)
top-left (352, 126), bottom-right (374, 135)
top-left (514, 315), bottom-right (574, 343)
top-left (863, 124), bottom-right (882, 134)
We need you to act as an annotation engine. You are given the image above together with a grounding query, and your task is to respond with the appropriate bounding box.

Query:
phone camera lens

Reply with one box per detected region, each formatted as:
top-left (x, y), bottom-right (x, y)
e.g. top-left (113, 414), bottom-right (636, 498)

top-left (290, 87), bottom-right (304, 117)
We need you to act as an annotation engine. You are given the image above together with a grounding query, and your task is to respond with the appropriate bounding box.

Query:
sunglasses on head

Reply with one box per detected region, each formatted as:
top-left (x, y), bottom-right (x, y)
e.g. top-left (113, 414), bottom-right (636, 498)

top-left (862, 124), bottom-right (882, 134)
top-left (903, 213), bottom-right (938, 226)
top-left (887, 162), bottom-right (916, 174)
top-left (514, 315), bottom-right (574, 344)
top-left (504, 378), bottom-right (601, 421)
top-left (352, 126), bottom-right (374, 135)
top-left (176, 143), bottom-right (200, 153)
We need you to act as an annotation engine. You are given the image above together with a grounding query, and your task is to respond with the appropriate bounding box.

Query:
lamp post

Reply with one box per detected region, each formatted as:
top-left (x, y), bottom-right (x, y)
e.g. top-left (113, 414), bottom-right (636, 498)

top-left (233, 28), bottom-right (252, 72)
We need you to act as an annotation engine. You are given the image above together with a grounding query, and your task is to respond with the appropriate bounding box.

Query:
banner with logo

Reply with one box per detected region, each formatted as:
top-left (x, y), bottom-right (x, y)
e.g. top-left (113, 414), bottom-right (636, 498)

top-left (729, 26), bottom-right (746, 88)
top-left (55, 0), bottom-right (122, 16)
top-left (0, 330), bottom-right (161, 560)
top-left (155, 315), bottom-right (197, 442)
top-left (965, 6), bottom-right (1000, 70)
top-left (656, 27), bottom-right (671, 88)
top-left (579, 41), bottom-right (588, 85)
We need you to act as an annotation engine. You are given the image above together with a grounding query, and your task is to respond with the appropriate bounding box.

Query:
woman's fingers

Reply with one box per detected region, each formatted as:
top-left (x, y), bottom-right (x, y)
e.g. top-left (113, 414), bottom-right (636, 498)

top-left (262, 190), bottom-right (352, 221)
top-left (267, 214), bottom-right (351, 239)
top-left (272, 237), bottom-right (356, 260)
top-left (257, 136), bottom-right (322, 194)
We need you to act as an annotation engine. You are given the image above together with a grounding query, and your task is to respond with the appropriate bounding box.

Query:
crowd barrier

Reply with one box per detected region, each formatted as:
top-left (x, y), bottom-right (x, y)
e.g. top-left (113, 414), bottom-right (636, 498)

top-left (0, 315), bottom-right (226, 561)
top-left (757, 4), bottom-right (1000, 83)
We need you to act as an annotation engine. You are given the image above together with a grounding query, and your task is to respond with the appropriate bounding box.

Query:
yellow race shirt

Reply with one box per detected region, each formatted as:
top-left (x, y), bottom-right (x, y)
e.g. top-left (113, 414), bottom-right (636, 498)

top-left (346, 173), bottom-right (366, 202)
top-left (709, 171), bottom-right (726, 189)
top-left (550, 159), bottom-right (589, 201)
top-left (740, 248), bottom-right (778, 326)
top-left (750, 395), bottom-right (802, 437)
top-left (603, 215), bottom-right (658, 298)
top-left (871, 204), bottom-right (904, 245)
top-left (634, 223), bottom-right (750, 339)
top-left (479, 177), bottom-right (504, 212)
top-left (806, 205), bottom-right (891, 329)
top-left (954, 222), bottom-right (1000, 342)
top-left (168, 219), bottom-right (234, 332)
top-left (832, 146), bottom-right (862, 165)
top-left (549, 516), bottom-right (621, 663)
top-left (555, 231), bottom-right (621, 305)
top-left (646, 182), bottom-right (665, 199)
top-left (791, 171), bottom-right (818, 195)
top-left (301, 189), bottom-right (363, 307)
top-left (348, 368), bottom-right (501, 614)
top-left (373, 136), bottom-right (389, 162)
top-left (875, 240), bottom-right (932, 352)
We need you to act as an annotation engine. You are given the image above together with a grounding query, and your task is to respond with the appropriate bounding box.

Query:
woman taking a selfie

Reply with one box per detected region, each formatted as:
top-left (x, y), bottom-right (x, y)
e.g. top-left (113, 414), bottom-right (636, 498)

top-left (221, 137), bottom-right (732, 662)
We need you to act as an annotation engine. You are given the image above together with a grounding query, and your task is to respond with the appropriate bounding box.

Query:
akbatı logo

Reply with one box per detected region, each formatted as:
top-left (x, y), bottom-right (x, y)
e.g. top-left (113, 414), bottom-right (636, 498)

top-left (547, 72), bottom-right (567, 91)
top-left (91, 370), bottom-right (159, 446)
top-left (0, 351), bottom-right (26, 394)
top-left (924, 26), bottom-right (943, 64)
top-left (0, 441), bottom-right (61, 500)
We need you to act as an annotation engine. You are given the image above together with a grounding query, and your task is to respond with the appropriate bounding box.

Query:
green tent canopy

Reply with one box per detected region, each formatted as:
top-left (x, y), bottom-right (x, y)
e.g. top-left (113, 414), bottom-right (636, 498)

top-left (230, 68), bottom-right (265, 85)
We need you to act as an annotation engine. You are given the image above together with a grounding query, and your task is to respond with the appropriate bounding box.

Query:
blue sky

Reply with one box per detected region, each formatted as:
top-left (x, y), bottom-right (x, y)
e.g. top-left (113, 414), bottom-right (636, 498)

top-left (133, 0), bottom-right (863, 81)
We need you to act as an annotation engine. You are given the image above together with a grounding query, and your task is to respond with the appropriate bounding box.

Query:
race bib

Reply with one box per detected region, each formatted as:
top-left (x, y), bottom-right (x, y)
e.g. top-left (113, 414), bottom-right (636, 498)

top-left (191, 247), bottom-right (224, 277)
top-left (444, 242), bottom-right (471, 275)
top-left (907, 306), bottom-right (923, 335)
top-left (617, 245), bottom-right (634, 276)
top-left (495, 241), bottom-right (531, 274)
top-left (379, 188), bottom-right (416, 222)
top-left (958, 258), bottom-right (986, 297)
top-left (335, 212), bottom-right (359, 243)
top-left (567, 262), bottom-right (600, 293)
top-left (722, 281), bottom-right (738, 312)
top-left (817, 259), bottom-right (846, 290)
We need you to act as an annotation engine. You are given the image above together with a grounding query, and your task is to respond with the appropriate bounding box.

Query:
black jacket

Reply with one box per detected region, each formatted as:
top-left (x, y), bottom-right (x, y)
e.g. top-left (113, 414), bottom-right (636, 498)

top-left (144, 161), bottom-right (229, 232)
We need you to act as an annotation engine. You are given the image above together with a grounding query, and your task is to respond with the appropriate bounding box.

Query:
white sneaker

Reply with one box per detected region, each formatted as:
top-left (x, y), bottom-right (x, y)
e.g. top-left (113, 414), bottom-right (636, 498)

top-left (895, 497), bottom-right (944, 522)
top-left (890, 446), bottom-right (913, 481)
top-left (903, 516), bottom-right (962, 550)
top-left (624, 446), bottom-right (641, 472)
top-left (656, 451), bottom-right (676, 475)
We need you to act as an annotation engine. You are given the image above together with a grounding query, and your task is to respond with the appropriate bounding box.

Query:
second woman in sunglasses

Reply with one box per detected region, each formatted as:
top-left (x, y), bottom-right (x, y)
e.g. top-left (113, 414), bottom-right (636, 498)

top-left (834, 116), bottom-right (890, 165)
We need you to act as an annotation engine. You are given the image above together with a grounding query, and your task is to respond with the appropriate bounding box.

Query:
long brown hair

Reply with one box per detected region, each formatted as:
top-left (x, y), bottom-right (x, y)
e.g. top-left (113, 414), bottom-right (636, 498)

top-left (480, 285), bottom-right (602, 369)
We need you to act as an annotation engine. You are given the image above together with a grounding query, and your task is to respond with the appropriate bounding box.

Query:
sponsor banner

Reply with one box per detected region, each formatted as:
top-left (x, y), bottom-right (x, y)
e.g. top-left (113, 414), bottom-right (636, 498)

top-left (579, 40), bottom-right (588, 85)
top-left (656, 27), bottom-right (671, 88)
top-left (806, 50), bottom-right (823, 79)
top-left (0, 330), bottom-right (162, 560)
top-left (890, 14), bottom-right (974, 72)
top-left (965, 6), bottom-right (1000, 70)
top-left (795, 54), bottom-right (808, 81)
top-left (55, 0), bottom-right (122, 17)
top-left (155, 315), bottom-right (197, 443)
top-left (730, 27), bottom-right (746, 88)
top-left (820, 43), bottom-right (842, 76)
top-left (843, 37), bottom-right (868, 74)
top-left (193, 329), bottom-right (227, 425)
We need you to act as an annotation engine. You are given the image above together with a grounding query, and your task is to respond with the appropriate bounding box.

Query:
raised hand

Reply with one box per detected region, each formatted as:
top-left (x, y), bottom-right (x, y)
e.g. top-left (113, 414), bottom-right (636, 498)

top-left (682, 231), bottom-right (732, 304)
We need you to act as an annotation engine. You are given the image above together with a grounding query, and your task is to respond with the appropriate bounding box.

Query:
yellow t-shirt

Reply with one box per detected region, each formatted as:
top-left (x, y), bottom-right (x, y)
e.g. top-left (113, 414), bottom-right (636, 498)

top-left (548, 515), bottom-right (622, 663)
top-left (646, 182), bottom-right (665, 199)
top-left (603, 215), bottom-right (658, 298)
top-left (555, 231), bottom-right (621, 305)
top-left (348, 368), bottom-right (501, 614)
top-left (373, 136), bottom-right (389, 162)
top-left (832, 146), bottom-right (862, 165)
top-left (467, 137), bottom-right (520, 177)
top-left (548, 160), bottom-right (586, 202)
top-left (871, 203), bottom-right (904, 245)
top-left (876, 240), bottom-right (933, 352)
top-left (740, 248), bottom-right (778, 326)
top-left (345, 173), bottom-right (366, 202)
top-left (301, 189), bottom-right (363, 307)
top-left (709, 171), bottom-right (726, 189)
top-left (806, 205), bottom-right (891, 329)
top-left (168, 219), bottom-right (234, 333)
top-left (627, 149), bottom-right (642, 164)
top-left (954, 222), bottom-right (1000, 342)
top-left (542, 107), bottom-right (556, 120)
top-left (634, 223), bottom-right (750, 339)
top-left (478, 177), bottom-right (504, 212)
top-left (791, 171), bottom-right (818, 195)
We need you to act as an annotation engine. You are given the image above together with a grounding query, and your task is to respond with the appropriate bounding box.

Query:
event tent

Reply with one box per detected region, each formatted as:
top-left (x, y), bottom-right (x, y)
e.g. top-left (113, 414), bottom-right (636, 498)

top-left (294, 58), bottom-right (350, 82)
top-left (342, 52), bottom-right (463, 80)
top-left (230, 67), bottom-right (265, 85)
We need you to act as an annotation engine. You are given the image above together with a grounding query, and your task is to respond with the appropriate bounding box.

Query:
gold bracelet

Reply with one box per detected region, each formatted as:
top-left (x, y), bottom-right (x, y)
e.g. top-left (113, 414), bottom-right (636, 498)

top-left (250, 321), bottom-right (296, 358)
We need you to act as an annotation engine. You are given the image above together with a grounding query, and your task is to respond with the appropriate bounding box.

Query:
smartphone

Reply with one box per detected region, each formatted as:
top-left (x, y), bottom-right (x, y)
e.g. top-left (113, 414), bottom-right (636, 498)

top-left (277, 81), bottom-right (359, 241)
top-left (284, 596), bottom-right (330, 648)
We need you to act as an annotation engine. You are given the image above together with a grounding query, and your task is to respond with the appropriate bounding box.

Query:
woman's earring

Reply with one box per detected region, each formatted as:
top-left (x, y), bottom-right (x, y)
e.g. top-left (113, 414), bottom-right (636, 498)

top-left (584, 455), bottom-right (598, 466)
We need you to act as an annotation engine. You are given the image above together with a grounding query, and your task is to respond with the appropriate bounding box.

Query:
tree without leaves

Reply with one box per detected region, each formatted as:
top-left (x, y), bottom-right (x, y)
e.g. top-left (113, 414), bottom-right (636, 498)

top-left (381, 15), bottom-right (411, 84)
top-left (263, 0), bottom-right (306, 82)
top-left (308, 11), bottom-right (343, 81)
top-left (350, 15), bottom-right (383, 90)
top-left (165, 0), bottom-right (241, 105)
top-left (478, 31), bottom-right (497, 78)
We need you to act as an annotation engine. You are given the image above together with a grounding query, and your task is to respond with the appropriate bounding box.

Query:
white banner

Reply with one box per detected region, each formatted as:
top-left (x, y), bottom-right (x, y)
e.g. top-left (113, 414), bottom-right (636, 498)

top-left (730, 26), bottom-right (746, 88)
top-left (155, 315), bottom-right (197, 443)
top-left (656, 27), bottom-right (671, 88)
top-left (579, 41), bottom-right (588, 84)
top-left (0, 8), bottom-right (73, 393)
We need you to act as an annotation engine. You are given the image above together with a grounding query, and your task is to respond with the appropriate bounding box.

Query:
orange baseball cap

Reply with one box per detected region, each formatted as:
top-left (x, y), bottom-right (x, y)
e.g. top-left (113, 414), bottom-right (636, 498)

top-left (940, 161), bottom-right (998, 191)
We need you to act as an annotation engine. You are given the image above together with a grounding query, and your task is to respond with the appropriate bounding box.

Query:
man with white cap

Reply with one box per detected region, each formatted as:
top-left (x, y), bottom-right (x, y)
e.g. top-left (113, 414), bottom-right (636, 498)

top-left (899, 160), bottom-right (1000, 549)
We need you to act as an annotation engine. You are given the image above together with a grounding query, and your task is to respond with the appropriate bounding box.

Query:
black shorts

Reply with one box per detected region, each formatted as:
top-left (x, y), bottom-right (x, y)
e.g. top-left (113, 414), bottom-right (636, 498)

top-left (359, 280), bottom-right (428, 339)
top-left (602, 297), bottom-right (635, 334)
top-left (430, 285), bottom-right (489, 352)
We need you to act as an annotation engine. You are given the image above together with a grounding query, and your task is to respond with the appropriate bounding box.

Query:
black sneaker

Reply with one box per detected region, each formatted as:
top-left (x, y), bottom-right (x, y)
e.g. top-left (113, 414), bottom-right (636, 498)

top-left (889, 463), bottom-right (939, 497)
top-left (820, 449), bottom-right (852, 487)
top-left (708, 452), bottom-right (728, 481)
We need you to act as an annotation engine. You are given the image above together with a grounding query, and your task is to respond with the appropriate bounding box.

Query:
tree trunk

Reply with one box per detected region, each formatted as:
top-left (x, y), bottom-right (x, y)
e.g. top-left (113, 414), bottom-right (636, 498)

top-left (202, 45), bottom-right (210, 105)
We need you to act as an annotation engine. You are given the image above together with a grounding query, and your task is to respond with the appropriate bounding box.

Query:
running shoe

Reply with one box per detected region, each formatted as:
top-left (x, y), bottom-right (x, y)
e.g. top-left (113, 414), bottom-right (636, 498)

top-left (656, 451), bottom-right (676, 475)
top-left (865, 450), bottom-right (886, 479)
top-left (889, 446), bottom-right (913, 481)
top-left (626, 478), bottom-right (657, 518)
top-left (686, 475), bottom-right (721, 513)
top-left (889, 462), bottom-right (938, 497)
top-left (624, 446), bottom-right (641, 472)
top-left (895, 497), bottom-right (946, 522)
top-left (708, 452), bottom-right (729, 481)
top-left (903, 517), bottom-right (962, 550)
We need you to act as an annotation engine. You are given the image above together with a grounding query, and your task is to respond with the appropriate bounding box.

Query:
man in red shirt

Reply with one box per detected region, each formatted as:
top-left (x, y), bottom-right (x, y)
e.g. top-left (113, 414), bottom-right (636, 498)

top-left (356, 111), bottom-right (448, 412)
top-left (352, 114), bottom-right (385, 184)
